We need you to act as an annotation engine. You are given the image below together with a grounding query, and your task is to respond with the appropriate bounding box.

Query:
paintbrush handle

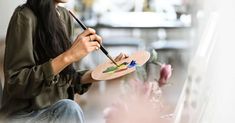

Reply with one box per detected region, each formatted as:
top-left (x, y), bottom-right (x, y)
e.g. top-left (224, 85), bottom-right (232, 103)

top-left (69, 11), bottom-right (87, 29)
top-left (68, 10), bottom-right (118, 66)
top-left (69, 11), bottom-right (109, 54)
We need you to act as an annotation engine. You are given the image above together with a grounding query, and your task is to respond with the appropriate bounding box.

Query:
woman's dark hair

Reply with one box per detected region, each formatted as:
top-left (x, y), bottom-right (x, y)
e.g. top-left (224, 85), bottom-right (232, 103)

top-left (26, 0), bottom-right (75, 84)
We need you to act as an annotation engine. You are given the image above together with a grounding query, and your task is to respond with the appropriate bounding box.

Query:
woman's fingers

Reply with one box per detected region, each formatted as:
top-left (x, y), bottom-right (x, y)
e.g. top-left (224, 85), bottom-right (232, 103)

top-left (114, 53), bottom-right (123, 62)
top-left (123, 53), bottom-right (129, 58)
top-left (87, 35), bottom-right (102, 51)
top-left (114, 53), bottom-right (129, 62)
top-left (89, 42), bottom-right (100, 49)
top-left (73, 33), bottom-right (102, 48)
top-left (88, 34), bottom-right (102, 44)
top-left (80, 28), bottom-right (96, 37)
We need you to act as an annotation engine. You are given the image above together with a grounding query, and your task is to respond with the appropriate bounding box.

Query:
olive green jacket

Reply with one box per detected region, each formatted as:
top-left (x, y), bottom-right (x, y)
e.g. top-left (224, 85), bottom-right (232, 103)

top-left (0, 5), bottom-right (91, 119)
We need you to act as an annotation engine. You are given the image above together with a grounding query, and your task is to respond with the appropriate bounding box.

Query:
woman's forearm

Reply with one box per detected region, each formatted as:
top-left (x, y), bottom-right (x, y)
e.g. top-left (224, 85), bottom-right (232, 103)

top-left (51, 51), bottom-right (82, 75)
top-left (51, 51), bottom-right (97, 84)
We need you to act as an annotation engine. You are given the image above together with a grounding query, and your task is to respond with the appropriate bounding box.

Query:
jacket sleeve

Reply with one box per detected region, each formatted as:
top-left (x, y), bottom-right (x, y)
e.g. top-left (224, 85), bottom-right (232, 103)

top-left (4, 8), bottom-right (58, 99)
top-left (73, 70), bottom-right (92, 95)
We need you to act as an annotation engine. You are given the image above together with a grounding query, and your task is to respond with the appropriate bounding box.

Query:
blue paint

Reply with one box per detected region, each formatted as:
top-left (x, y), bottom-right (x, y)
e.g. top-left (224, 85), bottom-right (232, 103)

top-left (128, 60), bottom-right (137, 68)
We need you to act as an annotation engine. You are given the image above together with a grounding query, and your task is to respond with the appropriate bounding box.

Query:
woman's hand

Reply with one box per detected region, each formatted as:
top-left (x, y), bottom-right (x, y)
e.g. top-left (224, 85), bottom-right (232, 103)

top-left (51, 28), bottom-right (102, 75)
top-left (114, 53), bottom-right (129, 62)
top-left (65, 28), bottom-right (102, 63)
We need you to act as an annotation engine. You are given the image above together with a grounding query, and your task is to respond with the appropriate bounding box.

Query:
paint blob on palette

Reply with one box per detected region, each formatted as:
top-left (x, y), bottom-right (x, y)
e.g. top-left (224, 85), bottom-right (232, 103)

top-left (103, 60), bottom-right (137, 73)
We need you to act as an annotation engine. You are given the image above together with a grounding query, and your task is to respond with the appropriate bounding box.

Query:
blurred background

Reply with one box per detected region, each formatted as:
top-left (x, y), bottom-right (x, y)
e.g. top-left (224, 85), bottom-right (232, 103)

top-left (0, 0), bottom-right (234, 123)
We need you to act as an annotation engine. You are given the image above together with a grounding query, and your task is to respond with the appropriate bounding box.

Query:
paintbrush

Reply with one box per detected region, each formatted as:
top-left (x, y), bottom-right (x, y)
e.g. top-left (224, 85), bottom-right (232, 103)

top-left (68, 10), bottom-right (119, 67)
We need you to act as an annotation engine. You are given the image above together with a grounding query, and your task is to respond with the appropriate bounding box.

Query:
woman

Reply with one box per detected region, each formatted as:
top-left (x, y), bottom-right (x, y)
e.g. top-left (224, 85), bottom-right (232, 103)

top-left (0, 0), bottom-right (127, 122)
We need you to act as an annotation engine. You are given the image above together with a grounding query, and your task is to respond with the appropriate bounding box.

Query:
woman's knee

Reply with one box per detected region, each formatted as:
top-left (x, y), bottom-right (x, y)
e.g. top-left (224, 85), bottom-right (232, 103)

top-left (31, 99), bottom-right (84, 122)
top-left (53, 99), bottom-right (84, 122)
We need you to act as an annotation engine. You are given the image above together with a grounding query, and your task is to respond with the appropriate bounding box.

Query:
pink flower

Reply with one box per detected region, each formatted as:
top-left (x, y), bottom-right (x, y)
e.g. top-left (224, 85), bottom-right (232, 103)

top-left (158, 64), bottom-right (172, 87)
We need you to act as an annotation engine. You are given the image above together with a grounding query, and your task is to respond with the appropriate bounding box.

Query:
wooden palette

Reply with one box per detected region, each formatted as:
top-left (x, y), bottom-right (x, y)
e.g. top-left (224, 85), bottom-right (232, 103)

top-left (91, 51), bottom-right (150, 80)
